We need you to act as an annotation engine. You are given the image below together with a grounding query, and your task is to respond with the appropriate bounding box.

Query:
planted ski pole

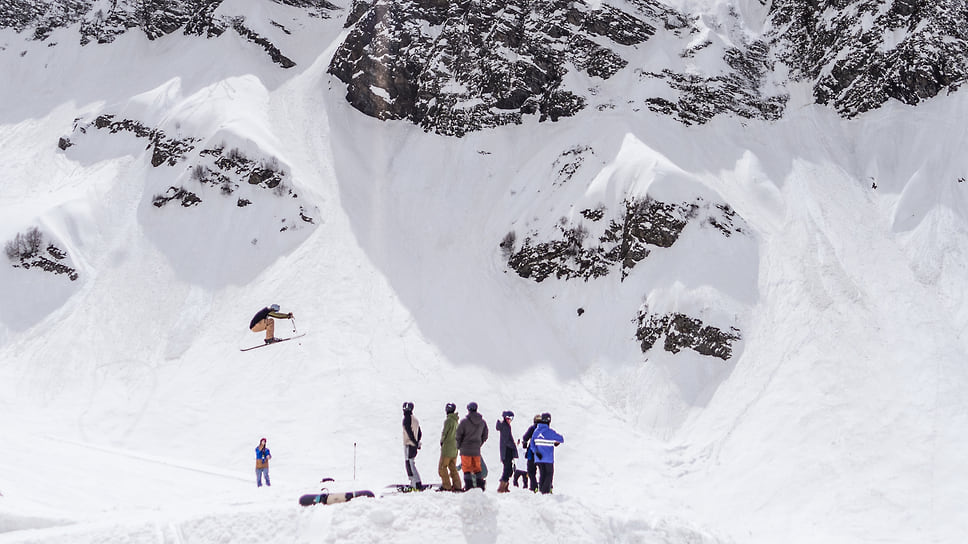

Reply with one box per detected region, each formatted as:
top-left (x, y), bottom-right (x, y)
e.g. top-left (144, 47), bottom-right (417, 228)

top-left (291, 316), bottom-right (298, 333)
top-left (353, 442), bottom-right (357, 481)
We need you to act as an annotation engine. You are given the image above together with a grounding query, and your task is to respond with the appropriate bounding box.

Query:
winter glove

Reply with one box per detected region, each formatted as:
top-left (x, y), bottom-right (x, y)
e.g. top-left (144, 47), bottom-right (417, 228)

top-left (554, 442), bottom-right (560, 447)
top-left (287, 313), bottom-right (294, 319)
top-left (535, 450), bottom-right (543, 460)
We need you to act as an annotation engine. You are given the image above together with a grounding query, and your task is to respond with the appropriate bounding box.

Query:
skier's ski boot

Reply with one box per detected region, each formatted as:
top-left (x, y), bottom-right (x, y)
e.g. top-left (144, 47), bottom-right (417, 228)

top-left (265, 337), bottom-right (280, 344)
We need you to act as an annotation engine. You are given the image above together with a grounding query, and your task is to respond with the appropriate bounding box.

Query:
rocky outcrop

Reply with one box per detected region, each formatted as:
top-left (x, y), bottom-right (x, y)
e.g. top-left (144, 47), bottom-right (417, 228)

top-left (62, 114), bottom-right (315, 225)
top-left (636, 310), bottom-right (740, 361)
top-left (328, 0), bottom-right (666, 135)
top-left (0, 0), bottom-right (330, 67)
top-left (505, 195), bottom-right (744, 283)
top-left (84, 114), bottom-right (200, 167)
top-left (4, 227), bottom-right (78, 281)
top-left (328, 0), bottom-right (790, 134)
top-left (643, 41), bottom-right (787, 125)
top-left (769, 0), bottom-right (968, 116)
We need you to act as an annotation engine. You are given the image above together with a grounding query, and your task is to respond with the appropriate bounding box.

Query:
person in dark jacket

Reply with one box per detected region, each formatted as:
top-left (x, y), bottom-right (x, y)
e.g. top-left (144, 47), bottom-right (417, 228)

top-left (528, 412), bottom-right (564, 494)
top-left (402, 402), bottom-right (423, 489)
top-left (255, 437), bottom-right (272, 487)
top-left (249, 304), bottom-right (294, 344)
top-left (438, 403), bottom-right (462, 492)
top-left (521, 414), bottom-right (541, 492)
top-left (495, 410), bottom-right (518, 493)
top-left (455, 401), bottom-right (488, 491)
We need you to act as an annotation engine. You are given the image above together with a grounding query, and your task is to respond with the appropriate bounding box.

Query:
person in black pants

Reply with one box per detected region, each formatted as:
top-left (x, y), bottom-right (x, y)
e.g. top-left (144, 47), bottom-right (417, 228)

top-left (521, 414), bottom-right (541, 491)
top-left (495, 410), bottom-right (518, 493)
top-left (529, 413), bottom-right (564, 494)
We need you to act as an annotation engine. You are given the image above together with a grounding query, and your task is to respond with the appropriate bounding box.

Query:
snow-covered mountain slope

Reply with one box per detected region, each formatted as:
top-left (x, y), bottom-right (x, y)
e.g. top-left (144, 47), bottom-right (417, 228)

top-left (1, 1), bottom-right (967, 543)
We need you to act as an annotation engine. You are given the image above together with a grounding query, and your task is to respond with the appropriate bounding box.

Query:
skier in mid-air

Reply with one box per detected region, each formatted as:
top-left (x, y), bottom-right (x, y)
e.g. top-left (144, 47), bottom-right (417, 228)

top-left (249, 304), bottom-right (293, 344)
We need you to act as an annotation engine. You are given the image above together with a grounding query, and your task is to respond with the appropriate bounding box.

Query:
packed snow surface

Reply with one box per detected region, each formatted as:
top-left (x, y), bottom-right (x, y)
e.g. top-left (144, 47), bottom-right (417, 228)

top-left (1, 1), bottom-right (966, 543)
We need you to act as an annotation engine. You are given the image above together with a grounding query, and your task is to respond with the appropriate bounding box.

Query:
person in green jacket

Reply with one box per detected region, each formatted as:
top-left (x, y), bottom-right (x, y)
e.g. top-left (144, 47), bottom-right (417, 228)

top-left (438, 403), bottom-right (462, 492)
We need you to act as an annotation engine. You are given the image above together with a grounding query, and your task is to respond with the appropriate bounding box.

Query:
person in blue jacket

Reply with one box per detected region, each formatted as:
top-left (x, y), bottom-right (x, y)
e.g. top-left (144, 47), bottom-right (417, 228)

top-left (528, 412), bottom-right (563, 494)
top-left (255, 437), bottom-right (272, 487)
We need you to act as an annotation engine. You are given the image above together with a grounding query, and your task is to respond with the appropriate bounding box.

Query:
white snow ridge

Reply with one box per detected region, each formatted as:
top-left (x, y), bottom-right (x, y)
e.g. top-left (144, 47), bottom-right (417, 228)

top-left (1, 0), bottom-right (966, 543)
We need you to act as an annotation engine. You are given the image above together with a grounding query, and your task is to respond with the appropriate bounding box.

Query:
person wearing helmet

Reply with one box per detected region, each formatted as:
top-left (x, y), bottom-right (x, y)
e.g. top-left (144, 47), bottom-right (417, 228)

top-left (249, 304), bottom-right (294, 344)
top-left (521, 414), bottom-right (542, 492)
top-left (437, 402), bottom-right (462, 492)
top-left (529, 412), bottom-right (564, 494)
top-left (255, 437), bottom-right (272, 487)
top-left (401, 402), bottom-right (423, 489)
top-left (495, 410), bottom-right (518, 493)
top-left (456, 402), bottom-right (488, 491)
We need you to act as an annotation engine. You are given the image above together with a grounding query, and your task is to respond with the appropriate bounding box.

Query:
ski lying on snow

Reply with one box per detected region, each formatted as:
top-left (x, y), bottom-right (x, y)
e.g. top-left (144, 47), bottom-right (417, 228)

top-left (381, 483), bottom-right (439, 494)
top-left (240, 333), bottom-right (306, 351)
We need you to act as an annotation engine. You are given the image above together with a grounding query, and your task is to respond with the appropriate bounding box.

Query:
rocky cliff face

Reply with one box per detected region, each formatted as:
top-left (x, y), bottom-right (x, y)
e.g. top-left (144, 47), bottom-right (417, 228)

top-left (328, 0), bottom-right (788, 135)
top-left (768, 0), bottom-right (968, 116)
top-left (5, 1), bottom-right (963, 125)
top-left (0, 0), bottom-right (337, 66)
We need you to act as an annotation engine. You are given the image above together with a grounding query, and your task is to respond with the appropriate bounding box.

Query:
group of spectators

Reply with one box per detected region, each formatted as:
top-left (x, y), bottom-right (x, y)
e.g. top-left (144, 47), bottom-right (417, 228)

top-left (403, 401), bottom-right (564, 494)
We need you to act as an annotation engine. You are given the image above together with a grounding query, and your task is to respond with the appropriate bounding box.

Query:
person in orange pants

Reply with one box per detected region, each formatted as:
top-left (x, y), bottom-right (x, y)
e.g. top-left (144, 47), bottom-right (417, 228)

top-left (456, 402), bottom-right (488, 490)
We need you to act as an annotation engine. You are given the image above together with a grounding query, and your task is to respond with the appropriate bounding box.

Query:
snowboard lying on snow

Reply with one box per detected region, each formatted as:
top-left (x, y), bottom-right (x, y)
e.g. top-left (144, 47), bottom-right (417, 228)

top-left (297, 478), bottom-right (440, 506)
top-left (299, 490), bottom-right (374, 505)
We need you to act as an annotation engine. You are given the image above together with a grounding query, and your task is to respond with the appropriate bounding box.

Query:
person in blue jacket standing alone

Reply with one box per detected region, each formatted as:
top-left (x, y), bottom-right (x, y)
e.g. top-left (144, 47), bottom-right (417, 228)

top-left (528, 413), bottom-right (564, 494)
top-left (255, 437), bottom-right (272, 487)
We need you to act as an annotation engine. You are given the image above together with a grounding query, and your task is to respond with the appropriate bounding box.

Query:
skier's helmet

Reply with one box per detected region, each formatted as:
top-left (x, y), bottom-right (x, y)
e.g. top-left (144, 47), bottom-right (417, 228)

top-left (402, 401), bottom-right (414, 413)
top-left (502, 410), bottom-right (514, 420)
top-left (540, 412), bottom-right (551, 424)
top-left (466, 402), bottom-right (478, 412)
top-left (445, 403), bottom-right (457, 414)
top-left (269, 304), bottom-right (280, 312)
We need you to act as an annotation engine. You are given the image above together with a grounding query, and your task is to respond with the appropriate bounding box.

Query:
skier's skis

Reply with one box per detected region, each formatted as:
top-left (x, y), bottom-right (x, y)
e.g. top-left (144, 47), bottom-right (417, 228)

top-left (240, 333), bottom-right (306, 352)
top-left (381, 483), bottom-right (438, 495)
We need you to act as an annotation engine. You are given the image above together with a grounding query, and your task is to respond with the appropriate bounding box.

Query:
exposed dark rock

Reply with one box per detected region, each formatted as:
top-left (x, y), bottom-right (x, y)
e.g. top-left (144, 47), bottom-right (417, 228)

top-left (636, 310), bottom-right (740, 360)
top-left (642, 41), bottom-right (787, 125)
top-left (77, 114), bottom-right (199, 167)
top-left (507, 194), bottom-right (744, 282)
top-left (328, 0), bottom-right (681, 136)
top-left (769, 0), bottom-right (968, 116)
top-left (153, 186), bottom-right (202, 207)
top-left (0, 0), bottom-right (335, 55)
top-left (230, 18), bottom-right (296, 68)
top-left (4, 228), bottom-right (78, 281)
top-left (299, 207), bottom-right (315, 223)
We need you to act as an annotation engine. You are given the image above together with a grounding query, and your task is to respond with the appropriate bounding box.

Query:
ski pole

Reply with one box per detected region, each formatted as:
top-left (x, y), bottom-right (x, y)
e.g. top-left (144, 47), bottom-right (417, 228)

top-left (353, 442), bottom-right (357, 481)
top-left (291, 316), bottom-right (298, 333)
